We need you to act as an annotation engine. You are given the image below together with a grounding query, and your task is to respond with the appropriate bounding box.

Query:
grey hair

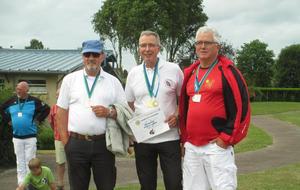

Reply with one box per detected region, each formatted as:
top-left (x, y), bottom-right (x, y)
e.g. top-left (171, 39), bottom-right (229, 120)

top-left (195, 26), bottom-right (221, 44)
top-left (139, 30), bottom-right (161, 47)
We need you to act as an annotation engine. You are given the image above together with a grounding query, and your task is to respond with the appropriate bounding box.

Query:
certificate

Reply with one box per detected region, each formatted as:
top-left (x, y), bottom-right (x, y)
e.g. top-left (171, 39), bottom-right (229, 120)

top-left (127, 109), bottom-right (170, 143)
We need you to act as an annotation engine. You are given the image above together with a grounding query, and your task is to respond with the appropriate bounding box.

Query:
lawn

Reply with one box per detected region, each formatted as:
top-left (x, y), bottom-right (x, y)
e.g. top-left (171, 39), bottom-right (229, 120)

top-left (114, 102), bottom-right (300, 190)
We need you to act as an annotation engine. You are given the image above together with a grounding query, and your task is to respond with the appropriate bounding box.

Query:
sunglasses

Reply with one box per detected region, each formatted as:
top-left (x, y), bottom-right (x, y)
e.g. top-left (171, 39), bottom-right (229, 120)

top-left (83, 52), bottom-right (101, 58)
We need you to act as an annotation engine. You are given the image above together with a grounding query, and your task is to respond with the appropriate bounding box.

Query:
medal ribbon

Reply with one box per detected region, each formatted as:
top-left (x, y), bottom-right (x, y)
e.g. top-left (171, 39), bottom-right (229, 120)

top-left (18, 97), bottom-right (28, 111)
top-left (83, 71), bottom-right (100, 99)
top-left (194, 59), bottom-right (219, 93)
top-left (143, 58), bottom-right (160, 98)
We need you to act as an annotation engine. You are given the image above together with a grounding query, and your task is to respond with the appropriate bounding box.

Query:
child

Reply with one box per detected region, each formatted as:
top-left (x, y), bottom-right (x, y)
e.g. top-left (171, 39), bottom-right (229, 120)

top-left (16, 158), bottom-right (56, 190)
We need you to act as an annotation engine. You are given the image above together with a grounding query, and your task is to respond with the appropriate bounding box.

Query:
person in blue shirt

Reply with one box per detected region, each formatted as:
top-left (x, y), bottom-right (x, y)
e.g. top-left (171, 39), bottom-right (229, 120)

top-left (0, 81), bottom-right (50, 189)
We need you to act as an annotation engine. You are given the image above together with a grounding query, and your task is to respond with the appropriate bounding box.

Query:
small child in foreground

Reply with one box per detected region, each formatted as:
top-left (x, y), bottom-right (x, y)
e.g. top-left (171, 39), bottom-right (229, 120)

top-left (16, 158), bottom-right (56, 190)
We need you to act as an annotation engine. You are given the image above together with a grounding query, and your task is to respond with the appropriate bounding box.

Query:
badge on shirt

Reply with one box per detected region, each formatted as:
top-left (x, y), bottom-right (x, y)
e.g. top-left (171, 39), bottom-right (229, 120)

top-left (18, 112), bottom-right (23, 117)
top-left (192, 94), bottom-right (201, 103)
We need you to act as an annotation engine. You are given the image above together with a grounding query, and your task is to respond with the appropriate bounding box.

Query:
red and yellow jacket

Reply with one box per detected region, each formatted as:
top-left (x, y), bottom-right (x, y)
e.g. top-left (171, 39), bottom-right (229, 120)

top-left (179, 55), bottom-right (251, 145)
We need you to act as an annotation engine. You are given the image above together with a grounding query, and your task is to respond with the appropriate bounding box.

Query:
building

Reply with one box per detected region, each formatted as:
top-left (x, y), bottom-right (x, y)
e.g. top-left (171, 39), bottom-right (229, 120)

top-left (0, 48), bottom-right (117, 105)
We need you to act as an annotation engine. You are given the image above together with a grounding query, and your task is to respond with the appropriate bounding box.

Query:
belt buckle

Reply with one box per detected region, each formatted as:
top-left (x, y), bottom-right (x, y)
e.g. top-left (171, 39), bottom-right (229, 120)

top-left (84, 135), bottom-right (92, 141)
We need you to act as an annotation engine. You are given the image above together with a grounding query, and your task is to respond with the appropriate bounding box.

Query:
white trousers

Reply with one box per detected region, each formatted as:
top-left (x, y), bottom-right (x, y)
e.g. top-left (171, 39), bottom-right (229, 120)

top-left (183, 142), bottom-right (237, 190)
top-left (12, 137), bottom-right (37, 185)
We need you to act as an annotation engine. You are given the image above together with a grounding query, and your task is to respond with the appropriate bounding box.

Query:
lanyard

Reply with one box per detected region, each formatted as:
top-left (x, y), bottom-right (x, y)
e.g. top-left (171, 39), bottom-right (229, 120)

top-left (143, 59), bottom-right (160, 98)
top-left (83, 71), bottom-right (100, 99)
top-left (18, 97), bottom-right (28, 111)
top-left (194, 59), bottom-right (219, 93)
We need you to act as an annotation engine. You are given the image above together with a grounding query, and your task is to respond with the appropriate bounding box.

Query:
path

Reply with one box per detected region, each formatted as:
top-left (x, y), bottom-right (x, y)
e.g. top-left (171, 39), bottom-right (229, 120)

top-left (1, 115), bottom-right (300, 189)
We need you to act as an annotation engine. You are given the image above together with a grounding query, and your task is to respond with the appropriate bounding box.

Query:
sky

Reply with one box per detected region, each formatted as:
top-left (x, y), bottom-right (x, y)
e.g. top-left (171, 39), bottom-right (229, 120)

top-left (1, 0), bottom-right (300, 70)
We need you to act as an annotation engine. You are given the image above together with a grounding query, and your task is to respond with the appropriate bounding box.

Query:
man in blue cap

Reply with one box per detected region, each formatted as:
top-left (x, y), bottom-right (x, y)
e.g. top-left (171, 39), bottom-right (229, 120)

top-left (56, 40), bottom-right (126, 190)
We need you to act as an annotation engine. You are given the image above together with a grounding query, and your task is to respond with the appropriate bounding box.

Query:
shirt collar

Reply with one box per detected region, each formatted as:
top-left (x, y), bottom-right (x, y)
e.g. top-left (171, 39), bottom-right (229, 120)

top-left (83, 68), bottom-right (105, 80)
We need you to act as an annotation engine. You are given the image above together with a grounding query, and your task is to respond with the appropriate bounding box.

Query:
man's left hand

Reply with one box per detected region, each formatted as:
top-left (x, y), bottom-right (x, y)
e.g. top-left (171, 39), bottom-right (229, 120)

top-left (165, 114), bottom-right (178, 128)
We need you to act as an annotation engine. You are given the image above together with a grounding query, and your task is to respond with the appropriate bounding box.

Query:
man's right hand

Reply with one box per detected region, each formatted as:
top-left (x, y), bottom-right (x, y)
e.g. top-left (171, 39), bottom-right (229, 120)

top-left (181, 143), bottom-right (185, 157)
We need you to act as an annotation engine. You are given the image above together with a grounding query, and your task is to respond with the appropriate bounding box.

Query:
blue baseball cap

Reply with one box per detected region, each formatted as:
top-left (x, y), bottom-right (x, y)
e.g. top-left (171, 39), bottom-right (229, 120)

top-left (81, 40), bottom-right (104, 54)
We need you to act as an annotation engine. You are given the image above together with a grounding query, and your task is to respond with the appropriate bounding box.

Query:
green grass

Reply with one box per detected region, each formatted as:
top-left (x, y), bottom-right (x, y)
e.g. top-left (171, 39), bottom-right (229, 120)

top-left (114, 102), bottom-right (300, 190)
top-left (234, 124), bottom-right (272, 153)
top-left (272, 111), bottom-right (300, 127)
top-left (238, 162), bottom-right (300, 190)
top-left (251, 101), bottom-right (300, 115)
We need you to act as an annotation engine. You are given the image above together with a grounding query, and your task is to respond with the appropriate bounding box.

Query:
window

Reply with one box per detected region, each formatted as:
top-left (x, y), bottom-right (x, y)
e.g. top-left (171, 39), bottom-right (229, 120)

top-left (0, 79), bottom-right (4, 89)
top-left (19, 79), bottom-right (47, 94)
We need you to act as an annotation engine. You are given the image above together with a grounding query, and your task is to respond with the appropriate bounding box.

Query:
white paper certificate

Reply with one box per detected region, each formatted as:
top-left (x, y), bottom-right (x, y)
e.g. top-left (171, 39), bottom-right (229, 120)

top-left (127, 109), bottom-right (170, 143)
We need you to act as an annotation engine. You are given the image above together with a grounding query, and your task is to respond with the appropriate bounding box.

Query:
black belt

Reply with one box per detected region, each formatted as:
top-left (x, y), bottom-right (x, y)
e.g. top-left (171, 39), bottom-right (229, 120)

top-left (70, 132), bottom-right (105, 141)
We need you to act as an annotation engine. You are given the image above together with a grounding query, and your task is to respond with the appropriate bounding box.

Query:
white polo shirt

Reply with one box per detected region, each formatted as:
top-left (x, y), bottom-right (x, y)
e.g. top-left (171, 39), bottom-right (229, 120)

top-left (125, 59), bottom-right (183, 143)
top-left (57, 69), bottom-right (126, 135)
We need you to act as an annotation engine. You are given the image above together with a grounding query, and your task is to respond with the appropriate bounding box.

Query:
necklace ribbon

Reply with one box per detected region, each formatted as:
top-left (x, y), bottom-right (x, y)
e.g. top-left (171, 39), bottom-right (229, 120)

top-left (83, 71), bottom-right (100, 99)
top-left (194, 59), bottom-right (219, 93)
top-left (143, 58), bottom-right (160, 98)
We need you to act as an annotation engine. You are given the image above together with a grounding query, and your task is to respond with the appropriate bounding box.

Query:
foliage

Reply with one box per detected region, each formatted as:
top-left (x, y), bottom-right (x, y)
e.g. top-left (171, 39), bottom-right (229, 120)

top-left (236, 39), bottom-right (275, 87)
top-left (37, 121), bottom-right (54, 150)
top-left (274, 44), bottom-right (300, 88)
top-left (25, 39), bottom-right (44, 49)
top-left (93, 0), bottom-right (207, 64)
top-left (0, 88), bottom-right (15, 167)
top-left (251, 87), bottom-right (300, 102)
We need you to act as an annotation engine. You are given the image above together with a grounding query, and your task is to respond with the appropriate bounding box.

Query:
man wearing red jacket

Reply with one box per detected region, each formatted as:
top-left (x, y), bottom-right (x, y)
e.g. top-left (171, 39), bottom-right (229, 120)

top-left (179, 26), bottom-right (251, 190)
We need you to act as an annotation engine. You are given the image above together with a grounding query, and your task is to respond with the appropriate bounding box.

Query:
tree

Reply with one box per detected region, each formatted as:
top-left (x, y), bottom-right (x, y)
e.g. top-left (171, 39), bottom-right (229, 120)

top-left (25, 39), bottom-right (44, 49)
top-left (236, 39), bottom-right (274, 87)
top-left (274, 44), bottom-right (300, 87)
top-left (0, 88), bottom-right (15, 168)
top-left (176, 40), bottom-right (236, 70)
top-left (93, 0), bottom-right (207, 64)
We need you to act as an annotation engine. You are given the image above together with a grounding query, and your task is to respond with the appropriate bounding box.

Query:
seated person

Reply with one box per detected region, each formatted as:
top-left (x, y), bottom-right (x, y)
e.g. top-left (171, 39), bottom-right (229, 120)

top-left (16, 158), bottom-right (55, 190)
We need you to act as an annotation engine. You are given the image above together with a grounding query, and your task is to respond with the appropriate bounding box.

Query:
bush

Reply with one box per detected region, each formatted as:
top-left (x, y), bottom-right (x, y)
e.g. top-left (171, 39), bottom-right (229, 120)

top-left (37, 121), bottom-right (54, 150)
top-left (252, 87), bottom-right (300, 102)
top-left (0, 88), bottom-right (16, 168)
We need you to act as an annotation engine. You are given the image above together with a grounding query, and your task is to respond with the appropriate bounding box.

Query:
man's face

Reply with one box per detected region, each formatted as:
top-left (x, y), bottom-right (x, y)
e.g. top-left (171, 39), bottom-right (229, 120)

top-left (16, 85), bottom-right (28, 98)
top-left (139, 35), bottom-right (160, 65)
top-left (82, 52), bottom-right (105, 73)
top-left (195, 32), bottom-right (220, 61)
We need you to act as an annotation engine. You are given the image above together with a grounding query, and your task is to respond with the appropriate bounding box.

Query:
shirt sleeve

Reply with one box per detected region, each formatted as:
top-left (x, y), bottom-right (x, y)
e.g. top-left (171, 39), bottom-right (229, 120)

top-left (125, 70), bottom-right (135, 103)
top-left (46, 167), bottom-right (55, 184)
top-left (176, 66), bottom-right (184, 97)
top-left (57, 75), bottom-right (71, 110)
top-left (22, 173), bottom-right (31, 186)
top-left (114, 78), bottom-right (127, 104)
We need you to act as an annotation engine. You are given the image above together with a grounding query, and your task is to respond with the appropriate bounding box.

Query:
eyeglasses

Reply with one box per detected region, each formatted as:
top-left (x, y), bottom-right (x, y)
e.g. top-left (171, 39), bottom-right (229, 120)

top-left (194, 41), bottom-right (218, 47)
top-left (139, 43), bottom-right (158, 49)
top-left (83, 52), bottom-right (101, 58)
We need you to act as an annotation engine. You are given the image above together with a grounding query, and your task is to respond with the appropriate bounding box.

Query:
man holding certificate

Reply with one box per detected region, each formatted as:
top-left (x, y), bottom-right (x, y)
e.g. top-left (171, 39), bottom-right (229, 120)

top-left (125, 31), bottom-right (183, 190)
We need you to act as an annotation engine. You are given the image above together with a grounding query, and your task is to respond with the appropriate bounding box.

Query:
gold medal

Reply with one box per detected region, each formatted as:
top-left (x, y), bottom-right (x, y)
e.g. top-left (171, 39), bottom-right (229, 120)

top-left (147, 98), bottom-right (159, 108)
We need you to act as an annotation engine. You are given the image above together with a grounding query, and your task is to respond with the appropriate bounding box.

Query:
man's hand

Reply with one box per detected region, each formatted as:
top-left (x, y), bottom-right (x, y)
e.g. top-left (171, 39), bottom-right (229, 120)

top-left (165, 114), bottom-right (178, 128)
top-left (91, 105), bottom-right (110, 118)
top-left (210, 137), bottom-right (229, 149)
top-left (181, 143), bottom-right (185, 157)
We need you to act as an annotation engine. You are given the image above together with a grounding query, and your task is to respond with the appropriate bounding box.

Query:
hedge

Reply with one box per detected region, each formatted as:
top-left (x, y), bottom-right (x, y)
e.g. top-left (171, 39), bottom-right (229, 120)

top-left (250, 87), bottom-right (300, 102)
